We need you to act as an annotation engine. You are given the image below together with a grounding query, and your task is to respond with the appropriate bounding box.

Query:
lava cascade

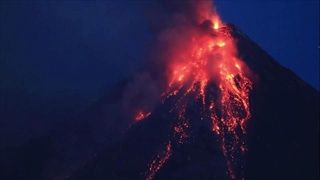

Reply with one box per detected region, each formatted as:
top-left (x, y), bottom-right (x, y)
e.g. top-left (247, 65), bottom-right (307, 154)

top-left (137, 1), bottom-right (253, 179)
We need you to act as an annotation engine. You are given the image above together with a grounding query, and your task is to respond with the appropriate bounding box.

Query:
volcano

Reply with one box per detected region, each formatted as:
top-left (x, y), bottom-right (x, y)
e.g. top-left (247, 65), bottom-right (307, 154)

top-left (0, 1), bottom-right (318, 180)
top-left (68, 11), bottom-right (319, 180)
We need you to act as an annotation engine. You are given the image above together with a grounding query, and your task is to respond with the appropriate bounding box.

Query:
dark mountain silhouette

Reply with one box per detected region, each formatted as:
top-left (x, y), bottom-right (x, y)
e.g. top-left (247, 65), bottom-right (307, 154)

top-left (68, 25), bottom-right (319, 180)
top-left (233, 25), bottom-right (319, 180)
top-left (0, 78), bottom-right (134, 180)
top-left (0, 136), bottom-right (55, 180)
top-left (0, 23), bottom-right (318, 180)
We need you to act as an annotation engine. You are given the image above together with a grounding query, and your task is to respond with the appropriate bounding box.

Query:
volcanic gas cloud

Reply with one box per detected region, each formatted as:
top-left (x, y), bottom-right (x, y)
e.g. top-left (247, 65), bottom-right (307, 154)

top-left (135, 1), bottom-right (253, 179)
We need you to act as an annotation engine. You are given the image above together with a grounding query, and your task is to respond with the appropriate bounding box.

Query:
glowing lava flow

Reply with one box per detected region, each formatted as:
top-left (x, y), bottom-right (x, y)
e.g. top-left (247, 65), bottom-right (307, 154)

top-left (146, 141), bottom-right (172, 180)
top-left (135, 111), bottom-right (151, 121)
top-left (143, 3), bottom-right (253, 180)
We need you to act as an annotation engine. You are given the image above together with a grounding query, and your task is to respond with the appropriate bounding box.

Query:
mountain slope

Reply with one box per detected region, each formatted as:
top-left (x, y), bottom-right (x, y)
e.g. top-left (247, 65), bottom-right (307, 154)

top-left (232, 25), bottom-right (319, 179)
top-left (70, 25), bottom-right (319, 180)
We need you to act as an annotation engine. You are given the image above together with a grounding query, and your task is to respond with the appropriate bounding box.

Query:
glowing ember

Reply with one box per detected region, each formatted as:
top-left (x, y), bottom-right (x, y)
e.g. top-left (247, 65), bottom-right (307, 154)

top-left (135, 111), bottom-right (151, 121)
top-left (143, 1), bottom-right (253, 179)
top-left (212, 17), bottom-right (221, 30)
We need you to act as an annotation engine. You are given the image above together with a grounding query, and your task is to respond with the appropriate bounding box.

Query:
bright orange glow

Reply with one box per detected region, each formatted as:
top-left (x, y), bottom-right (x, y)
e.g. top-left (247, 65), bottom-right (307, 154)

top-left (235, 63), bottom-right (241, 70)
top-left (178, 74), bottom-right (184, 82)
top-left (213, 22), bottom-right (219, 29)
top-left (211, 15), bottom-right (222, 30)
top-left (213, 20), bottom-right (220, 30)
top-left (217, 41), bottom-right (226, 47)
top-left (135, 111), bottom-right (151, 121)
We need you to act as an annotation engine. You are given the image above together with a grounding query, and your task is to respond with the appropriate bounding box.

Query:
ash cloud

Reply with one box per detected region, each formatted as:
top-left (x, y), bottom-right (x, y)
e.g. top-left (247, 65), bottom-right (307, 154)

top-left (117, 0), bottom-right (220, 124)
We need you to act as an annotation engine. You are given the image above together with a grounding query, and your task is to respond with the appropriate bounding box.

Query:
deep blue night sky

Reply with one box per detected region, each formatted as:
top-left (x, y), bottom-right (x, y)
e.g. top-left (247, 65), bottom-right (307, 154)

top-left (0, 1), bottom-right (319, 143)
top-left (215, 0), bottom-right (319, 90)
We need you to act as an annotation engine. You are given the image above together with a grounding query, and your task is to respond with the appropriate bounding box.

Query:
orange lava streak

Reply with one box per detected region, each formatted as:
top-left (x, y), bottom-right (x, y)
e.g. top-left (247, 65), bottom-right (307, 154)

top-left (217, 69), bottom-right (252, 178)
top-left (146, 141), bottom-right (172, 180)
top-left (174, 105), bottom-right (189, 144)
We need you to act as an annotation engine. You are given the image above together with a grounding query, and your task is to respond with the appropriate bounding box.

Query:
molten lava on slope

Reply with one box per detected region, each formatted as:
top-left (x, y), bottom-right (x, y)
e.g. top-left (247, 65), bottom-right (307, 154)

top-left (139, 1), bottom-right (253, 179)
top-left (69, 1), bottom-right (319, 180)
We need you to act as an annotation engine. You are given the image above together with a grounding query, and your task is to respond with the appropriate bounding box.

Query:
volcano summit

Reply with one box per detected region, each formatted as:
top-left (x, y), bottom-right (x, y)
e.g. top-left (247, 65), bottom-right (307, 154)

top-left (69, 1), bottom-right (319, 180)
